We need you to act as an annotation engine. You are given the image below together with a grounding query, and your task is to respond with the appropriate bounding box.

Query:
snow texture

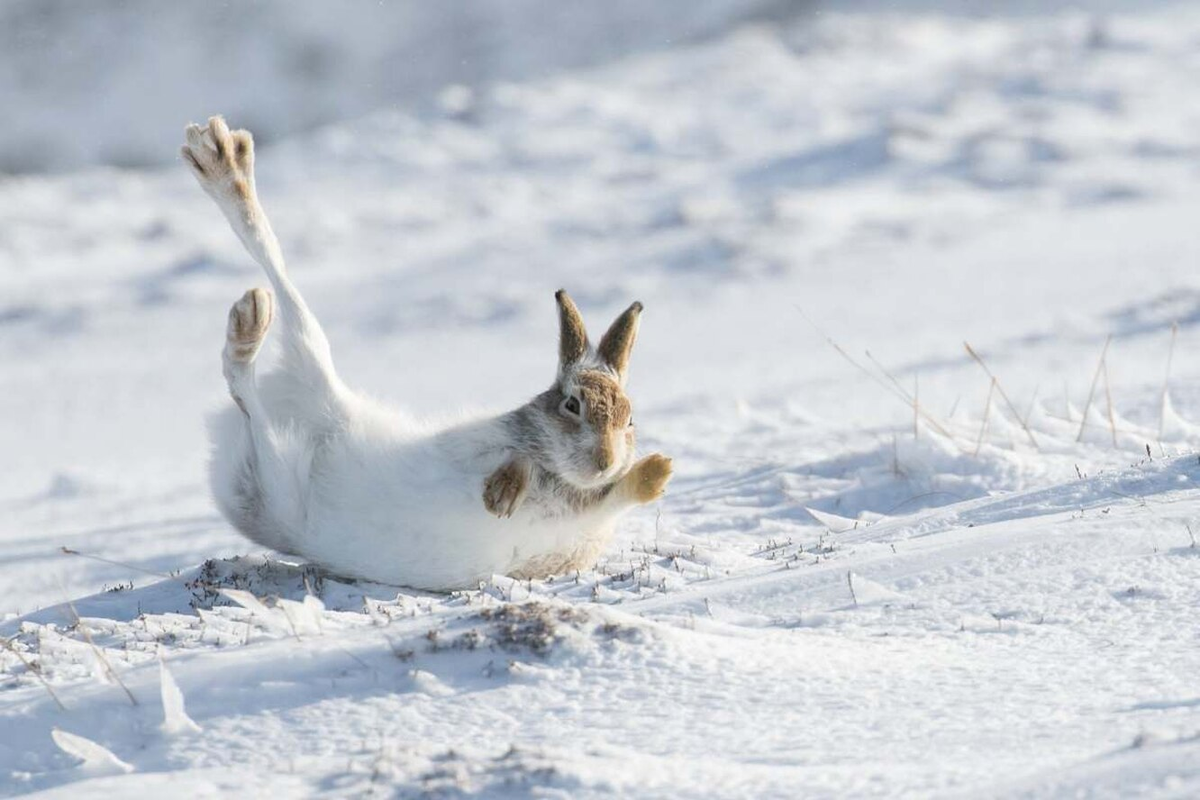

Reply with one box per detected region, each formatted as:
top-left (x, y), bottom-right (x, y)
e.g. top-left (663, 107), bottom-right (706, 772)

top-left (4, 2), bottom-right (1200, 797)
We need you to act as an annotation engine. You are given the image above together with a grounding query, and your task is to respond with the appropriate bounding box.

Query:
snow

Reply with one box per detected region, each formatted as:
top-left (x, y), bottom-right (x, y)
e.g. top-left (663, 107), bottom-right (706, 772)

top-left (4, 3), bottom-right (1200, 797)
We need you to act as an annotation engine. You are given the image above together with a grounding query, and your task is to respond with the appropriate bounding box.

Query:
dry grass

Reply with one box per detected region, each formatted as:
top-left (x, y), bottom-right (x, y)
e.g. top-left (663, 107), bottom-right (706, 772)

top-left (1076, 335), bottom-right (1112, 442)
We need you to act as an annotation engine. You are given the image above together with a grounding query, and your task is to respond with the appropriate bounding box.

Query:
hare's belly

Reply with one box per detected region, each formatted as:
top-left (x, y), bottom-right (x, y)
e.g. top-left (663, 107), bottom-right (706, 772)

top-left (295, 464), bottom-right (607, 590)
top-left (507, 523), bottom-right (615, 580)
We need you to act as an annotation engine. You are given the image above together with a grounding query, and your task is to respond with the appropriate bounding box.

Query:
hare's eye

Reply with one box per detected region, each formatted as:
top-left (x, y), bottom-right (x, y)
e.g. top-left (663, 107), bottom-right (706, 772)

top-left (563, 396), bottom-right (581, 416)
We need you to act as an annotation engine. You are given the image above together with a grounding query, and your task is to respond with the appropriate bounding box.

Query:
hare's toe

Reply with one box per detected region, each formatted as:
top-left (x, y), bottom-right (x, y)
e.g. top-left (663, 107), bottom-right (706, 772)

top-left (484, 460), bottom-right (530, 518)
top-left (225, 288), bottom-right (273, 363)
top-left (626, 453), bottom-right (673, 504)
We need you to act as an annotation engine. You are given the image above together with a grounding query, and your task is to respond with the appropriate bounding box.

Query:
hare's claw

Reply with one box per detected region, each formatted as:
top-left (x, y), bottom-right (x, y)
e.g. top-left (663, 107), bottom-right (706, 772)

top-left (624, 453), bottom-right (673, 504)
top-left (484, 458), bottom-right (531, 518)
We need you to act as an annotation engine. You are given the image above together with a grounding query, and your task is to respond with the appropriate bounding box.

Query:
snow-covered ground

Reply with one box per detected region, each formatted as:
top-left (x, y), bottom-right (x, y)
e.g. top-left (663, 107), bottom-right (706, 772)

top-left (4, 4), bottom-right (1200, 797)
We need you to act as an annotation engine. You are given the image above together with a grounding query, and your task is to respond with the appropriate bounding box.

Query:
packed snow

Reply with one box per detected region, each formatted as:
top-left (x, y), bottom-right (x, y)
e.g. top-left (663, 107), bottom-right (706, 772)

top-left (3, 3), bottom-right (1200, 797)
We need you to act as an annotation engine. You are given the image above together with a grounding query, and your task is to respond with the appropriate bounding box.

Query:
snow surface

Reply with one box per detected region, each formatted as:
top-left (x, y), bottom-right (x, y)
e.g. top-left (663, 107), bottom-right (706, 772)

top-left (4, 4), bottom-right (1200, 797)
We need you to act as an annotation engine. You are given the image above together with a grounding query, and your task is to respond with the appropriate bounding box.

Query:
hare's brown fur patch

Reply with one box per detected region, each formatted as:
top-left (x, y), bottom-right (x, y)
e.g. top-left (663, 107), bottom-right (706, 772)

top-left (577, 370), bottom-right (631, 470)
top-left (576, 371), bottom-right (631, 432)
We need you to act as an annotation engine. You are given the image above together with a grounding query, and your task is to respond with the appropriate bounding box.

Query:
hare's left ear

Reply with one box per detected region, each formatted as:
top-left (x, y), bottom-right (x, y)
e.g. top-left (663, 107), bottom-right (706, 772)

top-left (556, 289), bottom-right (589, 374)
top-left (597, 301), bottom-right (643, 384)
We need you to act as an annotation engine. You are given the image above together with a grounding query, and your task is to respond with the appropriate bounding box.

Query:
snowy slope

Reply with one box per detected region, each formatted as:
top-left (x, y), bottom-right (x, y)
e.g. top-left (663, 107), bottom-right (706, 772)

top-left (4, 4), bottom-right (1200, 797)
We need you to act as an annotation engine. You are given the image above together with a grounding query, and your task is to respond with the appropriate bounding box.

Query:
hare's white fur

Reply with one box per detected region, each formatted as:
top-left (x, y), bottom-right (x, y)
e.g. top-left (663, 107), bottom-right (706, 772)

top-left (183, 117), bottom-right (672, 590)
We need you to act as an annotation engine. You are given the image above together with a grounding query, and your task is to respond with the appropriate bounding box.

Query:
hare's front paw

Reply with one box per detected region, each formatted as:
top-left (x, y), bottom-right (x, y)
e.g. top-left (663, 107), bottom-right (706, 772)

top-left (181, 116), bottom-right (257, 206)
top-left (625, 453), bottom-right (673, 504)
top-left (225, 287), bottom-right (273, 363)
top-left (484, 459), bottom-right (531, 518)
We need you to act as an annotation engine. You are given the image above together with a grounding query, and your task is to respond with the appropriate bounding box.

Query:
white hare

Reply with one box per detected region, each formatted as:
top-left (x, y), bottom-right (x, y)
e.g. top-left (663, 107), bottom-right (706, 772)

top-left (181, 117), bottom-right (672, 591)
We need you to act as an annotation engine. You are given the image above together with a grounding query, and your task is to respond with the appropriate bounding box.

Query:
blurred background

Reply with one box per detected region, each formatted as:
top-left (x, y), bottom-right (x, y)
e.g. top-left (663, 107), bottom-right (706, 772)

top-left (4, 0), bottom-right (797, 173)
top-left (0, 0), bottom-right (1155, 173)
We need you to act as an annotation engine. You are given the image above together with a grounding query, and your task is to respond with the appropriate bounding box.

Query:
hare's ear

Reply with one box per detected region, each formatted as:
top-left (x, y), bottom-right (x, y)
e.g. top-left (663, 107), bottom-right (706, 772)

top-left (555, 289), bottom-right (589, 372)
top-left (597, 301), bottom-right (643, 384)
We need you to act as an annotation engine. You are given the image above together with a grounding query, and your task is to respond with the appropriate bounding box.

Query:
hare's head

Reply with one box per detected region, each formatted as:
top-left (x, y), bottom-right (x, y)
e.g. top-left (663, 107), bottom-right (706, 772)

top-left (529, 290), bottom-right (643, 490)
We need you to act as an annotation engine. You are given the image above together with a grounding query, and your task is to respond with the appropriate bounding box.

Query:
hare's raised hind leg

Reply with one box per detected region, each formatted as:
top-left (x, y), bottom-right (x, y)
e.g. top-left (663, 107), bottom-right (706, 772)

top-left (220, 287), bottom-right (307, 548)
top-left (183, 115), bottom-right (343, 406)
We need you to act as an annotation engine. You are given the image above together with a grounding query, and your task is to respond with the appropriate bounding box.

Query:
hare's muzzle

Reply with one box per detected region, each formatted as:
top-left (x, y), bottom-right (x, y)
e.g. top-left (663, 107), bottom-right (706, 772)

top-left (595, 438), bottom-right (616, 473)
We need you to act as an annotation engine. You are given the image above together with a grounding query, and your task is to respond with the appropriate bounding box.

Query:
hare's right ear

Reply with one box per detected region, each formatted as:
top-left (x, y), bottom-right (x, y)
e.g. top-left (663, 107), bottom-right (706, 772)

top-left (597, 300), bottom-right (642, 384)
top-left (555, 289), bottom-right (589, 374)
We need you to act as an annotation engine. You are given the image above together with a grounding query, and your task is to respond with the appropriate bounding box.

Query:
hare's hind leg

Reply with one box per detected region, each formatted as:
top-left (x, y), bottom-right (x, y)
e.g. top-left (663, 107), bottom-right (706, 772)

top-left (217, 288), bottom-right (307, 551)
top-left (183, 116), bottom-right (343, 407)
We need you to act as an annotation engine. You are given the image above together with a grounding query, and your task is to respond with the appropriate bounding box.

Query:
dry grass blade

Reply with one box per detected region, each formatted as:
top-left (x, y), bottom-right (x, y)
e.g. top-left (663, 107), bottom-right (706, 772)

top-left (1, 636), bottom-right (67, 711)
top-left (857, 348), bottom-right (956, 440)
top-left (963, 342), bottom-right (1039, 450)
top-left (974, 378), bottom-right (996, 457)
top-left (56, 580), bottom-right (138, 707)
top-left (60, 546), bottom-right (175, 580)
top-left (1076, 335), bottom-right (1112, 442)
top-left (1023, 385), bottom-right (1040, 428)
top-left (795, 307), bottom-right (961, 441)
top-left (914, 373), bottom-right (920, 440)
top-left (1103, 357), bottom-right (1117, 448)
top-left (62, 546), bottom-right (252, 599)
top-left (1158, 322), bottom-right (1178, 441)
top-left (863, 350), bottom-right (956, 439)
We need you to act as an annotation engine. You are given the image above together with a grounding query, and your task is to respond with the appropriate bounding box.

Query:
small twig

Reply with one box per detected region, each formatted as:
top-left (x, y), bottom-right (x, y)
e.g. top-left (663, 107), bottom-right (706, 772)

top-left (974, 378), bottom-right (997, 456)
top-left (963, 342), bottom-right (1039, 450)
top-left (1077, 335), bottom-right (1112, 442)
top-left (847, 572), bottom-right (858, 608)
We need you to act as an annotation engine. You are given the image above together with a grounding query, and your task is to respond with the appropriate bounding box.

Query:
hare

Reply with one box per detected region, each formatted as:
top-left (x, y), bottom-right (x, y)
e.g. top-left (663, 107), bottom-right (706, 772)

top-left (181, 117), bottom-right (672, 590)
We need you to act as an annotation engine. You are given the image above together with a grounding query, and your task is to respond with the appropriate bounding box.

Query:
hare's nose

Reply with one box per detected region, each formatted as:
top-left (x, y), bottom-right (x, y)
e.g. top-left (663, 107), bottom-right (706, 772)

top-left (595, 439), bottom-right (615, 472)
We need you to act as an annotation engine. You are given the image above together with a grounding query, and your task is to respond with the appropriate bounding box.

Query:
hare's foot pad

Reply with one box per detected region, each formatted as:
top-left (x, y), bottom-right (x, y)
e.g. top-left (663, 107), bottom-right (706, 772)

top-left (625, 453), bottom-right (673, 504)
top-left (226, 288), bottom-right (273, 363)
top-left (181, 115), bottom-right (256, 202)
top-left (484, 459), bottom-right (531, 518)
